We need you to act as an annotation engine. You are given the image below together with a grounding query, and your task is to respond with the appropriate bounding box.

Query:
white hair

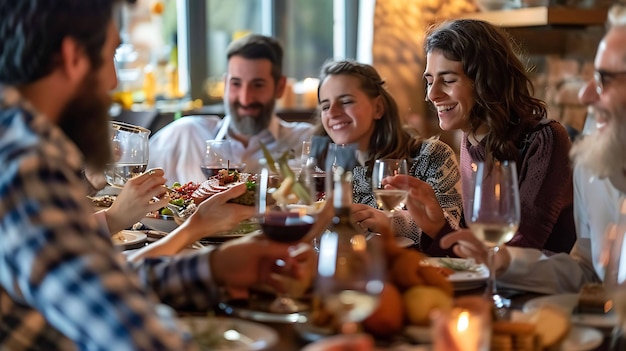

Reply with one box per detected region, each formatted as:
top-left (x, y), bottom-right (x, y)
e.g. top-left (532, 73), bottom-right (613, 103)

top-left (609, 3), bottom-right (626, 27)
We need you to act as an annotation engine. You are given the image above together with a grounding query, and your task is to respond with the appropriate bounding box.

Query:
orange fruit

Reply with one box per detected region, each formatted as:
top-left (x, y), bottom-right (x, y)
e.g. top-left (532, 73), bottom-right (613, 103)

top-left (362, 283), bottom-right (404, 337)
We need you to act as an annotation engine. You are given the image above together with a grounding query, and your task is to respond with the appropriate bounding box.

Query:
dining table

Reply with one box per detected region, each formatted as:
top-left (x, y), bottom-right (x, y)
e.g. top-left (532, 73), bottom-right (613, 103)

top-left (118, 220), bottom-right (614, 351)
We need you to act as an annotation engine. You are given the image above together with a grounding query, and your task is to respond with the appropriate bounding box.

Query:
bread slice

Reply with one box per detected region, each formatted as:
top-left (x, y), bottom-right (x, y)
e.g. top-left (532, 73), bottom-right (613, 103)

top-left (521, 306), bottom-right (571, 350)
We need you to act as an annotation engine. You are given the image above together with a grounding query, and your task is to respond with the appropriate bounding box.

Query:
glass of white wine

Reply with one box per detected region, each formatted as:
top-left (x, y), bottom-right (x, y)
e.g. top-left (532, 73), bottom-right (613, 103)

top-left (466, 160), bottom-right (520, 308)
top-left (599, 198), bottom-right (626, 351)
top-left (104, 121), bottom-right (150, 188)
top-left (372, 159), bottom-right (409, 216)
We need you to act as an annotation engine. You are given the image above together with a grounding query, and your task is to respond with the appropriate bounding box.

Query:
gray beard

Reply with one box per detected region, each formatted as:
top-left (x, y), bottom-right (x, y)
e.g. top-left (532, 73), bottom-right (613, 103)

top-left (225, 100), bottom-right (275, 136)
top-left (570, 121), bottom-right (626, 179)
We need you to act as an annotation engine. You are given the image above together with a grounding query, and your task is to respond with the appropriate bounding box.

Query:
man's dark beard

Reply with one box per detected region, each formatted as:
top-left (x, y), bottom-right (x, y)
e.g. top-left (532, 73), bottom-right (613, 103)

top-left (228, 99), bottom-right (275, 136)
top-left (57, 71), bottom-right (112, 171)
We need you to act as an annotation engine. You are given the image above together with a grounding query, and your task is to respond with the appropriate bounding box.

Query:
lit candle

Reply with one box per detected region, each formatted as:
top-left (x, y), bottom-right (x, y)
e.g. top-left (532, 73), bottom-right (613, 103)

top-left (434, 308), bottom-right (489, 351)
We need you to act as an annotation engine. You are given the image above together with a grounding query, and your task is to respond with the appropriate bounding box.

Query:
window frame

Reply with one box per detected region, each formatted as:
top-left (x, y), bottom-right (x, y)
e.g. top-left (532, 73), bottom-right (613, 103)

top-left (179, 0), bottom-right (358, 104)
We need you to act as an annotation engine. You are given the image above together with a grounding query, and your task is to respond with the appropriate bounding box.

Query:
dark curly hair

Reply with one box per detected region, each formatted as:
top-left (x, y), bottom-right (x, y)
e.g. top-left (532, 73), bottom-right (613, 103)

top-left (314, 60), bottom-right (424, 173)
top-left (0, 0), bottom-right (130, 86)
top-left (424, 19), bottom-right (546, 165)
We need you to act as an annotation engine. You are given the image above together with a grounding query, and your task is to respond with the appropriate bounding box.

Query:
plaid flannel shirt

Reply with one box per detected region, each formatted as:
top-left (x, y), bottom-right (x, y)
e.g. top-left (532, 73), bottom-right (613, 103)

top-left (0, 88), bottom-right (217, 351)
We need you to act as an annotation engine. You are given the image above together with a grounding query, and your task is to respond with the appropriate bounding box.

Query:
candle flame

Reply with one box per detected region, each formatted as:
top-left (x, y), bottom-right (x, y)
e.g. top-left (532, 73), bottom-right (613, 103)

top-left (457, 311), bottom-right (470, 332)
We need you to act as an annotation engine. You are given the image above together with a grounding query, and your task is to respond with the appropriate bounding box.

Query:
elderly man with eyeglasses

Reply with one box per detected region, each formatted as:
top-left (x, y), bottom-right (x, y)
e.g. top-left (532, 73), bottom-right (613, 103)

top-left (437, 3), bottom-right (626, 295)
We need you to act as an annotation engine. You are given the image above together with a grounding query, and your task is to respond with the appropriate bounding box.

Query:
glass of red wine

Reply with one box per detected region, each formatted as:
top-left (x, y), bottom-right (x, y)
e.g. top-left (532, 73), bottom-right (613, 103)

top-left (201, 140), bottom-right (244, 179)
top-left (256, 158), bottom-right (317, 313)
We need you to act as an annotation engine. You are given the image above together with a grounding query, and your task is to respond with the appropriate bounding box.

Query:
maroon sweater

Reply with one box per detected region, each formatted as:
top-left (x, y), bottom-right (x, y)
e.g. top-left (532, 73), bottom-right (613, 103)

top-left (420, 120), bottom-right (575, 256)
top-left (459, 120), bottom-right (576, 253)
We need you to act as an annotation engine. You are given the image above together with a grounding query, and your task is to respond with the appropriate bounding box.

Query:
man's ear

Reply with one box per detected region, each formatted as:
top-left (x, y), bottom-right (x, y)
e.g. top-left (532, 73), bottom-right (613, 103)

top-left (59, 37), bottom-right (90, 85)
top-left (275, 75), bottom-right (287, 99)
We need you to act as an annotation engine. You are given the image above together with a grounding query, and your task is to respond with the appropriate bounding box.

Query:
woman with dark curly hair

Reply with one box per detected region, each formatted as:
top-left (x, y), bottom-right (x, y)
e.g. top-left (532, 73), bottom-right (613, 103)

top-left (389, 19), bottom-right (575, 254)
top-left (315, 60), bottom-right (463, 256)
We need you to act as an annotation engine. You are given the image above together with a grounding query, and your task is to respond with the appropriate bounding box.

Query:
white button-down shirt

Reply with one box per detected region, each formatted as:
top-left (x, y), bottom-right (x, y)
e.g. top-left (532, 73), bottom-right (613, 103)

top-left (148, 115), bottom-right (314, 183)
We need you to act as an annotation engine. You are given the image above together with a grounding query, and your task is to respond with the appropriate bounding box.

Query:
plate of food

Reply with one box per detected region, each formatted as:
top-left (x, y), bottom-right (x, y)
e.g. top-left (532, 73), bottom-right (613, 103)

top-left (111, 230), bottom-right (147, 249)
top-left (523, 292), bottom-right (617, 329)
top-left (178, 316), bottom-right (278, 351)
top-left (424, 257), bottom-right (489, 291)
top-left (168, 171), bottom-right (256, 225)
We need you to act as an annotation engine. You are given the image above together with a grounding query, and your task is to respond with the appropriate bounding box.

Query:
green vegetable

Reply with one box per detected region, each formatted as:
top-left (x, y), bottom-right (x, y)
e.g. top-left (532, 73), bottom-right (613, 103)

top-left (259, 142), bottom-right (278, 174)
top-left (245, 180), bottom-right (256, 191)
top-left (172, 182), bottom-right (181, 188)
top-left (170, 198), bottom-right (185, 206)
top-left (439, 257), bottom-right (481, 272)
top-left (160, 207), bottom-right (173, 216)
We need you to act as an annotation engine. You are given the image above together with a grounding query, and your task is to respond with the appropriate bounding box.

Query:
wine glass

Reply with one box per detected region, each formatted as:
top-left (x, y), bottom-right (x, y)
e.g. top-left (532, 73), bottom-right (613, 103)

top-left (599, 198), bottom-right (626, 350)
top-left (200, 140), bottom-right (244, 179)
top-left (465, 161), bottom-right (520, 309)
top-left (256, 158), bottom-right (317, 313)
top-left (315, 157), bottom-right (386, 339)
top-left (104, 121), bottom-right (150, 188)
top-left (371, 159), bottom-right (409, 216)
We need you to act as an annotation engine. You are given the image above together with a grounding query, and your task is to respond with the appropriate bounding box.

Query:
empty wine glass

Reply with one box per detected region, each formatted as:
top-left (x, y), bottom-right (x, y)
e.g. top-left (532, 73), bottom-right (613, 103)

top-left (599, 198), bottom-right (626, 350)
top-left (256, 158), bottom-right (317, 313)
top-left (201, 140), bottom-right (243, 179)
top-left (371, 159), bottom-right (409, 216)
top-left (104, 121), bottom-right (150, 188)
top-left (466, 161), bottom-right (520, 309)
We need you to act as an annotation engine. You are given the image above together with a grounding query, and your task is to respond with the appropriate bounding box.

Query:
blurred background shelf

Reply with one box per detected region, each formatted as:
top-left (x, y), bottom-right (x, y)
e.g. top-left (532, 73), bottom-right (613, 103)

top-left (457, 6), bottom-right (608, 27)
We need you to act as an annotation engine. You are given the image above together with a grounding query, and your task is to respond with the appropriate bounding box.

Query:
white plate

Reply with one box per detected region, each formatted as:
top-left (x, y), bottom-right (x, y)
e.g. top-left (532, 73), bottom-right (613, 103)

top-left (142, 215), bottom-right (179, 233)
top-left (523, 293), bottom-right (617, 329)
top-left (425, 258), bottom-right (489, 290)
top-left (111, 230), bottom-right (147, 249)
top-left (178, 316), bottom-right (278, 351)
top-left (562, 326), bottom-right (604, 351)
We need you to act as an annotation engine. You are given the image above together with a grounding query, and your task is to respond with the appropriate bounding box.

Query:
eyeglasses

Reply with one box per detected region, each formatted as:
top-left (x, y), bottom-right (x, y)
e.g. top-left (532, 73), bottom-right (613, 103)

top-left (594, 69), bottom-right (626, 94)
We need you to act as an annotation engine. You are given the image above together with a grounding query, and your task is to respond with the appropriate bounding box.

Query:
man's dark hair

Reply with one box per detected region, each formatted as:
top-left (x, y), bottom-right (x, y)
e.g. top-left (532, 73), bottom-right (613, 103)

top-left (226, 34), bottom-right (284, 82)
top-left (0, 0), bottom-right (125, 86)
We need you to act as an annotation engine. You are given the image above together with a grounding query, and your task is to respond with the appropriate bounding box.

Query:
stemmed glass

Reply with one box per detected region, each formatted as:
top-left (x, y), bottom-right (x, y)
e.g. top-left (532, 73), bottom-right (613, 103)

top-left (104, 121), bottom-right (150, 188)
top-left (315, 145), bottom-right (386, 339)
top-left (466, 161), bottom-right (520, 309)
top-left (599, 198), bottom-right (626, 350)
top-left (201, 140), bottom-right (244, 179)
top-left (256, 158), bottom-right (317, 313)
top-left (371, 159), bottom-right (409, 216)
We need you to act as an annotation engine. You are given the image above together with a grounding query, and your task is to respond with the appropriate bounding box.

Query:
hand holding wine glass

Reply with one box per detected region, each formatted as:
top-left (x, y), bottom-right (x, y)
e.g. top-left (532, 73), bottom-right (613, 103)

top-left (466, 161), bottom-right (520, 309)
top-left (372, 159), bottom-right (409, 216)
top-left (104, 121), bottom-right (150, 188)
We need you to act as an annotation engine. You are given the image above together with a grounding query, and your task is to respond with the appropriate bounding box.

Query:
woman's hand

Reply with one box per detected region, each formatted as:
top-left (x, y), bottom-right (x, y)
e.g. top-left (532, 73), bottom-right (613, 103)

top-left (105, 168), bottom-right (167, 233)
top-left (383, 174), bottom-right (447, 237)
top-left (439, 229), bottom-right (511, 274)
top-left (350, 203), bottom-right (391, 234)
top-left (128, 183), bottom-right (258, 260)
top-left (180, 183), bottom-right (257, 242)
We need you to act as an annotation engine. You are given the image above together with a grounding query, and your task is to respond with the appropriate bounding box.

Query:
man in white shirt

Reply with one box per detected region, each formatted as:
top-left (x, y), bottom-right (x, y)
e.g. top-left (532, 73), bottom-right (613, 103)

top-left (438, 4), bottom-right (626, 295)
top-left (149, 34), bottom-right (313, 183)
